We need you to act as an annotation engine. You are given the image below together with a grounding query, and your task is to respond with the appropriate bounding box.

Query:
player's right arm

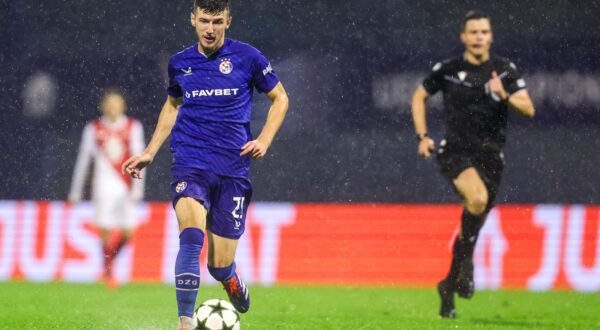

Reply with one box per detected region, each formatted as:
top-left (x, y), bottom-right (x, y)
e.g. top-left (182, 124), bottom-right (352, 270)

top-left (411, 86), bottom-right (435, 159)
top-left (412, 61), bottom-right (445, 159)
top-left (68, 123), bottom-right (94, 203)
top-left (121, 96), bottom-right (182, 179)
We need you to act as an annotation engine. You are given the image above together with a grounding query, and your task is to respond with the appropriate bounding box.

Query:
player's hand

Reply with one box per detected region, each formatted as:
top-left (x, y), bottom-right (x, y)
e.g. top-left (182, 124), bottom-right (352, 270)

top-left (489, 71), bottom-right (508, 101)
top-left (122, 152), bottom-right (153, 179)
top-left (418, 137), bottom-right (435, 159)
top-left (240, 139), bottom-right (268, 159)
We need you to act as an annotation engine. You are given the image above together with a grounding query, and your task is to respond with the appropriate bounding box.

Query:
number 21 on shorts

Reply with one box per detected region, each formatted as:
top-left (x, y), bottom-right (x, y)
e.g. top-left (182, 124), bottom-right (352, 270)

top-left (232, 196), bottom-right (245, 217)
top-left (232, 197), bottom-right (245, 230)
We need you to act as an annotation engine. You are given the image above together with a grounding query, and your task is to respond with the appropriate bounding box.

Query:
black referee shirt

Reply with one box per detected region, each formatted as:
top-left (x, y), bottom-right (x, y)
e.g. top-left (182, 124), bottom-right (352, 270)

top-left (422, 56), bottom-right (527, 153)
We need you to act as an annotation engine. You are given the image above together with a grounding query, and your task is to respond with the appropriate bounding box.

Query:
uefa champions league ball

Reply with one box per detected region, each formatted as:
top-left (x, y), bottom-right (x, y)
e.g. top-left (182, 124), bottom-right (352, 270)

top-left (195, 299), bottom-right (240, 330)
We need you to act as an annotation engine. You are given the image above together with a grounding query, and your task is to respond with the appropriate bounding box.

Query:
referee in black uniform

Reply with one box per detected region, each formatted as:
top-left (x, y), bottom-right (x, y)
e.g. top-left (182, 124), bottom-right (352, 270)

top-left (411, 10), bottom-right (535, 318)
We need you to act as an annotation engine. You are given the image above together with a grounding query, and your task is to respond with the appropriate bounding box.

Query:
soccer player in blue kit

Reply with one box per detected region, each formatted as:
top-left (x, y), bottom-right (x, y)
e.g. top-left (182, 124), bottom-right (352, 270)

top-left (121, 0), bottom-right (289, 328)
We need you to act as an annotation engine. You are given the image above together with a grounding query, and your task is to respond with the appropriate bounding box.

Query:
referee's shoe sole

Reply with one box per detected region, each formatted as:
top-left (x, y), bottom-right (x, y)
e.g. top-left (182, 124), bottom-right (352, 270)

top-left (437, 279), bottom-right (456, 319)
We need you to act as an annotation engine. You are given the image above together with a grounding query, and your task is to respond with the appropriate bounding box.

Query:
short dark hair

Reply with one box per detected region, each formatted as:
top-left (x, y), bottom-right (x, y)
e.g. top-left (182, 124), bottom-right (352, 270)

top-left (462, 10), bottom-right (491, 31)
top-left (100, 87), bottom-right (126, 104)
top-left (193, 0), bottom-right (230, 15)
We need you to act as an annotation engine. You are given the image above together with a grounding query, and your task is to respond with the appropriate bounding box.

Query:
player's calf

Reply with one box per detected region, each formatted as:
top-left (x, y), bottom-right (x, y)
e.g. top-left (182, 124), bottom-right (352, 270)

top-left (175, 228), bottom-right (204, 318)
top-left (455, 209), bottom-right (483, 299)
top-left (456, 257), bottom-right (475, 299)
top-left (208, 263), bottom-right (250, 313)
top-left (437, 279), bottom-right (456, 319)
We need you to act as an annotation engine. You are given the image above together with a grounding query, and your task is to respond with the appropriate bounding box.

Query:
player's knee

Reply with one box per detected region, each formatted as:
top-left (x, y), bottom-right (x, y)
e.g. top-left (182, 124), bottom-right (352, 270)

top-left (465, 192), bottom-right (488, 216)
top-left (175, 198), bottom-right (207, 230)
top-left (122, 229), bottom-right (133, 239)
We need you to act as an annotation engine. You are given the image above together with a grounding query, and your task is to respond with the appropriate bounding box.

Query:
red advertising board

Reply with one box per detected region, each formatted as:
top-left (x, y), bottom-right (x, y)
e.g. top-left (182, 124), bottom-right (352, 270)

top-left (0, 201), bottom-right (598, 291)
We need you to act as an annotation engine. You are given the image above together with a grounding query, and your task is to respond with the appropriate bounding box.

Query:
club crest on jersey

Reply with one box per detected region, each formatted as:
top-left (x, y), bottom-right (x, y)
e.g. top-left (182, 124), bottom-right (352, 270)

top-left (175, 181), bottom-right (187, 193)
top-left (219, 58), bottom-right (233, 74)
top-left (458, 71), bottom-right (467, 81)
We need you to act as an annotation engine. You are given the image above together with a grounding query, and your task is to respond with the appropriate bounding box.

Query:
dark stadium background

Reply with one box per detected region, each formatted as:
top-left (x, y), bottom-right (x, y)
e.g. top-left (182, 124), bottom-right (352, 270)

top-left (1, 0), bottom-right (599, 204)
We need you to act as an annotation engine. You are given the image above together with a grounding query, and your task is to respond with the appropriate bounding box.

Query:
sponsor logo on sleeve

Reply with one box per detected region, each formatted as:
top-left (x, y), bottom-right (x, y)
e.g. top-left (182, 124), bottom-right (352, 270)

top-left (262, 63), bottom-right (273, 76)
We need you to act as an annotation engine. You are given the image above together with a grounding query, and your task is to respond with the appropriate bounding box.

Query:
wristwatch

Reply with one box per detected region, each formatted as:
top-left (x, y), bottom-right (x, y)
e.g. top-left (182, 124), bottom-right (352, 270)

top-left (416, 132), bottom-right (429, 142)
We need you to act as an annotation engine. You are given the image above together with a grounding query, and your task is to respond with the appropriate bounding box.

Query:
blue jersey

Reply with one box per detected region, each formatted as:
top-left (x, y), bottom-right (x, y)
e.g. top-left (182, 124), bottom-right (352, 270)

top-left (167, 38), bottom-right (280, 178)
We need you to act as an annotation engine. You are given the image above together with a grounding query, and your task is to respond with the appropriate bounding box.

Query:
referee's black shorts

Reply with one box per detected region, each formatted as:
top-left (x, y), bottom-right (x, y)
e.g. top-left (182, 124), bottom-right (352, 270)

top-left (436, 143), bottom-right (505, 210)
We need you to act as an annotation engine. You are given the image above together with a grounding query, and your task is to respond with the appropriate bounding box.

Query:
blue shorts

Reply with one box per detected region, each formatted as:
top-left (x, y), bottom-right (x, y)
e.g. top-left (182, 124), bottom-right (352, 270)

top-left (171, 166), bottom-right (252, 240)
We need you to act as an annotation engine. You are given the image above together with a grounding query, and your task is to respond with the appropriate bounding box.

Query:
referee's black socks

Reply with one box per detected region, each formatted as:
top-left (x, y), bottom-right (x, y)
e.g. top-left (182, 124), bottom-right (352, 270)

top-left (445, 209), bottom-right (485, 285)
top-left (460, 209), bottom-right (485, 258)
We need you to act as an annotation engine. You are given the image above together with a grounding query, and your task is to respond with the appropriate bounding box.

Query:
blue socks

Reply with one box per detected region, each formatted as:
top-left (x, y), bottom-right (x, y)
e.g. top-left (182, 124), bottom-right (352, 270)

top-left (175, 228), bottom-right (204, 318)
top-left (208, 262), bottom-right (236, 282)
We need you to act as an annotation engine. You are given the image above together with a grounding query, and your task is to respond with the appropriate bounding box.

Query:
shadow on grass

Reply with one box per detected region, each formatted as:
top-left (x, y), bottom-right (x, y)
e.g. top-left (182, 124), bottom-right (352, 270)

top-left (469, 317), bottom-right (544, 328)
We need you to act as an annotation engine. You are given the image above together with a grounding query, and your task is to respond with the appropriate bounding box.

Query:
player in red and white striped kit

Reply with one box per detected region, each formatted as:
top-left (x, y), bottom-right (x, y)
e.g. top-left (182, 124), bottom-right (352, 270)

top-left (69, 88), bottom-right (145, 286)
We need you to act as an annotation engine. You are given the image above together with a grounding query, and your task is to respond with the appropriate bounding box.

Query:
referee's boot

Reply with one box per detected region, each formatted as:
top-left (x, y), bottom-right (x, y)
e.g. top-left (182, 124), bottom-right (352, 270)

top-left (456, 257), bottom-right (475, 299)
top-left (437, 279), bottom-right (456, 318)
top-left (222, 272), bottom-right (250, 313)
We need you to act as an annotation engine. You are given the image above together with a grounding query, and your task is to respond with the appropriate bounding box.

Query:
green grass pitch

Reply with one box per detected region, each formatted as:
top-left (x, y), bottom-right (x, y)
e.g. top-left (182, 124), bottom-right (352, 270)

top-left (0, 282), bottom-right (599, 329)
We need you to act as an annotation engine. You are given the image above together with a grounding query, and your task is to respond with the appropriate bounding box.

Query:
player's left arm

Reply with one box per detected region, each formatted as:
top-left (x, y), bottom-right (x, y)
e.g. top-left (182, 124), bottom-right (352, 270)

top-left (505, 89), bottom-right (535, 118)
top-left (129, 120), bottom-right (146, 201)
top-left (489, 69), bottom-right (535, 118)
top-left (240, 82), bottom-right (289, 159)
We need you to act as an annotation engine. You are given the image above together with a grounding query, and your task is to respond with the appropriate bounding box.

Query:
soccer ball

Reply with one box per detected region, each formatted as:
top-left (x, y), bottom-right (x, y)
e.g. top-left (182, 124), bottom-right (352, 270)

top-left (195, 299), bottom-right (240, 330)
